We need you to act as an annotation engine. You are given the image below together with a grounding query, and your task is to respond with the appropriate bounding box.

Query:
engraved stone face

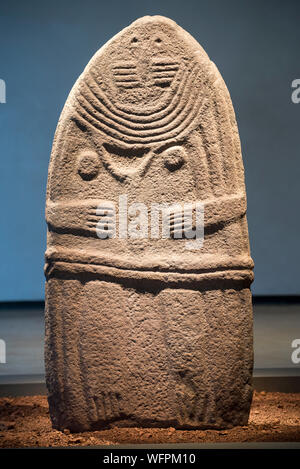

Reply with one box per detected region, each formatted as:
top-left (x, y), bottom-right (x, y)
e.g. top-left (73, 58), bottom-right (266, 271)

top-left (73, 21), bottom-right (208, 148)
top-left (45, 16), bottom-right (254, 432)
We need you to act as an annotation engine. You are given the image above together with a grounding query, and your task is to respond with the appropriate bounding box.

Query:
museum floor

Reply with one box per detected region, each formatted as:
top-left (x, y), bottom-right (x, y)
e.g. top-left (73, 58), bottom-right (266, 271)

top-left (0, 391), bottom-right (299, 447)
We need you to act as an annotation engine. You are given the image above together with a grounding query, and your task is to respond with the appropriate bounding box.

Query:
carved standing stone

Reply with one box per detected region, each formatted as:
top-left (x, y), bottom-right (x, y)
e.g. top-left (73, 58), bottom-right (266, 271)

top-left (45, 16), bottom-right (254, 431)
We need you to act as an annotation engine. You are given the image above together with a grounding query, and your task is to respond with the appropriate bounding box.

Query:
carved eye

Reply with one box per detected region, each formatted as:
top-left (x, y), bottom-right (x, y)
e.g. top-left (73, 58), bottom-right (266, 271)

top-left (77, 150), bottom-right (100, 180)
top-left (163, 146), bottom-right (186, 172)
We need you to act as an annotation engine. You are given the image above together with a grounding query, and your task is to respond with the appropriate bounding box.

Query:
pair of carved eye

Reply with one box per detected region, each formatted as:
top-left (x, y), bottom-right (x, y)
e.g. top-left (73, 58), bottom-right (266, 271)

top-left (131, 37), bottom-right (162, 44)
top-left (77, 146), bottom-right (186, 180)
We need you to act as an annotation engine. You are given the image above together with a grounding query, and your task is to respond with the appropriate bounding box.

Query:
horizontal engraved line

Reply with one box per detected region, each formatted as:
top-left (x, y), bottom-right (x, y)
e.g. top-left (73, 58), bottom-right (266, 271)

top-left (112, 65), bottom-right (136, 70)
top-left (152, 74), bottom-right (175, 79)
top-left (154, 80), bottom-right (172, 85)
top-left (94, 211), bottom-right (114, 215)
top-left (88, 215), bottom-right (114, 220)
top-left (152, 62), bottom-right (178, 66)
top-left (88, 210), bottom-right (114, 216)
top-left (115, 79), bottom-right (139, 83)
top-left (151, 67), bottom-right (178, 72)
top-left (45, 249), bottom-right (254, 275)
top-left (86, 225), bottom-right (114, 231)
top-left (89, 218), bottom-right (115, 223)
top-left (152, 69), bottom-right (176, 73)
top-left (95, 222), bottom-right (114, 226)
top-left (94, 225), bottom-right (114, 229)
top-left (46, 264), bottom-right (254, 287)
top-left (152, 70), bottom-right (176, 74)
top-left (170, 219), bottom-right (184, 225)
top-left (113, 72), bottom-right (137, 77)
top-left (171, 219), bottom-right (193, 226)
top-left (116, 83), bottom-right (140, 88)
top-left (113, 76), bottom-right (138, 80)
top-left (154, 76), bottom-right (173, 80)
top-left (171, 226), bottom-right (193, 233)
top-left (171, 221), bottom-right (191, 228)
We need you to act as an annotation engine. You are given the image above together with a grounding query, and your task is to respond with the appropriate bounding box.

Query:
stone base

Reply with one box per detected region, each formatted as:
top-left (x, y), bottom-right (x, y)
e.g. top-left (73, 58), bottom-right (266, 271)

top-left (45, 275), bottom-right (253, 432)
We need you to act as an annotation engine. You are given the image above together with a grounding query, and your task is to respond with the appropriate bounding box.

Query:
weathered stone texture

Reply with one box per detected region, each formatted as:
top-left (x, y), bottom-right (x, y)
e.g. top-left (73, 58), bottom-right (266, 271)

top-left (45, 16), bottom-right (254, 431)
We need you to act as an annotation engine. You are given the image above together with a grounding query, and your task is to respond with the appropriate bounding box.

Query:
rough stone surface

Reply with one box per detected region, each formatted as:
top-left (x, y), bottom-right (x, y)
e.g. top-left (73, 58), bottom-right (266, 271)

top-left (1, 393), bottom-right (300, 447)
top-left (45, 15), bottom-right (254, 432)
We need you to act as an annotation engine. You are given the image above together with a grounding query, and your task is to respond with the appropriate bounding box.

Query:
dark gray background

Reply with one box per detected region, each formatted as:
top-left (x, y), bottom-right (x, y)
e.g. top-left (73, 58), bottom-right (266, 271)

top-left (0, 0), bottom-right (299, 300)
